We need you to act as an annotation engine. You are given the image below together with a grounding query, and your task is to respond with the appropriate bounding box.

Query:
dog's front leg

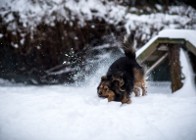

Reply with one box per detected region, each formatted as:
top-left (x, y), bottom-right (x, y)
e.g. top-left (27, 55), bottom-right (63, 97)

top-left (107, 91), bottom-right (115, 102)
top-left (121, 94), bottom-right (131, 104)
top-left (133, 86), bottom-right (140, 97)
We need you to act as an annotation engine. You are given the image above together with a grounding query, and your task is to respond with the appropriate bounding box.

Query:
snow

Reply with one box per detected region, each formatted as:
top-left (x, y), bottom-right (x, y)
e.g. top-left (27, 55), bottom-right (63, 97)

top-left (0, 49), bottom-right (195, 140)
top-left (0, 34), bottom-right (3, 38)
top-left (158, 29), bottom-right (196, 47)
top-left (136, 35), bottom-right (158, 57)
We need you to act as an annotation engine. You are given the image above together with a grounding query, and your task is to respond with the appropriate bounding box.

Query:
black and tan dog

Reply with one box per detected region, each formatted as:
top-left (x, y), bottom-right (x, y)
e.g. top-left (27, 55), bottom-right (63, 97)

top-left (97, 37), bottom-right (147, 104)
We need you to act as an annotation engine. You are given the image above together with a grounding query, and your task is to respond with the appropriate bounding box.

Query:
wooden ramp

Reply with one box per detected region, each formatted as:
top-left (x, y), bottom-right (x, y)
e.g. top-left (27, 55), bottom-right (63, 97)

top-left (136, 29), bottom-right (196, 93)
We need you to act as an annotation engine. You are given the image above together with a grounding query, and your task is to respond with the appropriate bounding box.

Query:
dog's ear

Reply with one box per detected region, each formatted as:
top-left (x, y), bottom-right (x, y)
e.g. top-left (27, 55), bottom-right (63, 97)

top-left (118, 72), bottom-right (124, 77)
top-left (112, 75), bottom-right (124, 87)
top-left (101, 76), bottom-right (107, 81)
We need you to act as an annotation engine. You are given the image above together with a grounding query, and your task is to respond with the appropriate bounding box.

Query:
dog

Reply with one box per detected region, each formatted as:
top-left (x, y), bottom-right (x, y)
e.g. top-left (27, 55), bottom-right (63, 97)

top-left (97, 36), bottom-right (147, 104)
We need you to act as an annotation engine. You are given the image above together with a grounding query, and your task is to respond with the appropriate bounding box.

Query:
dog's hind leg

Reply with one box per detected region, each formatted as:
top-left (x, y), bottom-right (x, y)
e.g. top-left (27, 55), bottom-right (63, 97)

top-left (133, 86), bottom-right (140, 97)
top-left (141, 79), bottom-right (147, 96)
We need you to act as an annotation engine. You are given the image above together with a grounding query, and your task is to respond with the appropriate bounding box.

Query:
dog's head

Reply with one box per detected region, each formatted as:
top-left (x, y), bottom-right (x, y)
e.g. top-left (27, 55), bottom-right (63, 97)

top-left (97, 75), bottom-right (131, 103)
top-left (97, 76), bottom-right (111, 97)
top-left (97, 76), bottom-right (115, 101)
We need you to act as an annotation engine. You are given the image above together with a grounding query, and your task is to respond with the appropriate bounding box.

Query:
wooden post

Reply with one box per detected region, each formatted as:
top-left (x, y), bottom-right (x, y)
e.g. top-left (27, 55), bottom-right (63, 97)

top-left (168, 45), bottom-right (183, 93)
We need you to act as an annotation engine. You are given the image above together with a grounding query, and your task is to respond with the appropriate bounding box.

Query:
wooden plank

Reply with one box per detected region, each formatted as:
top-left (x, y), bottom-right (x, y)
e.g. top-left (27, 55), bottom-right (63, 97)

top-left (137, 38), bottom-right (185, 63)
top-left (137, 37), bottom-right (195, 63)
top-left (146, 53), bottom-right (168, 75)
top-left (186, 41), bottom-right (196, 56)
top-left (137, 37), bottom-right (196, 69)
top-left (146, 51), bottom-right (167, 62)
top-left (157, 45), bottom-right (168, 51)
top-left (137, 41), bottom-right (158, 63)
top-left (157, 38), bottom-right (186, 44)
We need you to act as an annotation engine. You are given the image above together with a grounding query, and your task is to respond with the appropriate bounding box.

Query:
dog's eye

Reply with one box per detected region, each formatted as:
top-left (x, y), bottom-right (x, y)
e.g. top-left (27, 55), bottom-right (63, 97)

top-left (101, 76), bottom-right (107, 80)
top-left (103, 86), bottom-right (109, 91)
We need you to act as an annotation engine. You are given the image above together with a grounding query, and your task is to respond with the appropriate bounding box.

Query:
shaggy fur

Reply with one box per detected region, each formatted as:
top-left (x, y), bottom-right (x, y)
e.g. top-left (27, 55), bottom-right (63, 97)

top-left (97, 36), bottom-right (147, 104)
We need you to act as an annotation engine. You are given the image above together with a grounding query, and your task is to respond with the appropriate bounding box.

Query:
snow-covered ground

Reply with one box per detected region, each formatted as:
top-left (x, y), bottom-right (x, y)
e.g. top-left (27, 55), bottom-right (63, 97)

top-left (0, 49), bottom-right (195, 140)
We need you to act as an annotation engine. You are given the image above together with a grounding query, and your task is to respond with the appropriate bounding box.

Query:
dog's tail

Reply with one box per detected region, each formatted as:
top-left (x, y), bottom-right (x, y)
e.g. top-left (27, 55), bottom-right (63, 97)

top-left (122, 33), bottom-right (136, 59)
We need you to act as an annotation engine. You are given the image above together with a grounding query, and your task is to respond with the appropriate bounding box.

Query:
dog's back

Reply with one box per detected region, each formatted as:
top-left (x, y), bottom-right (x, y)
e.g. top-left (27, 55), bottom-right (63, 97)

top-left (106, 57), bottom-right (135, 99)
